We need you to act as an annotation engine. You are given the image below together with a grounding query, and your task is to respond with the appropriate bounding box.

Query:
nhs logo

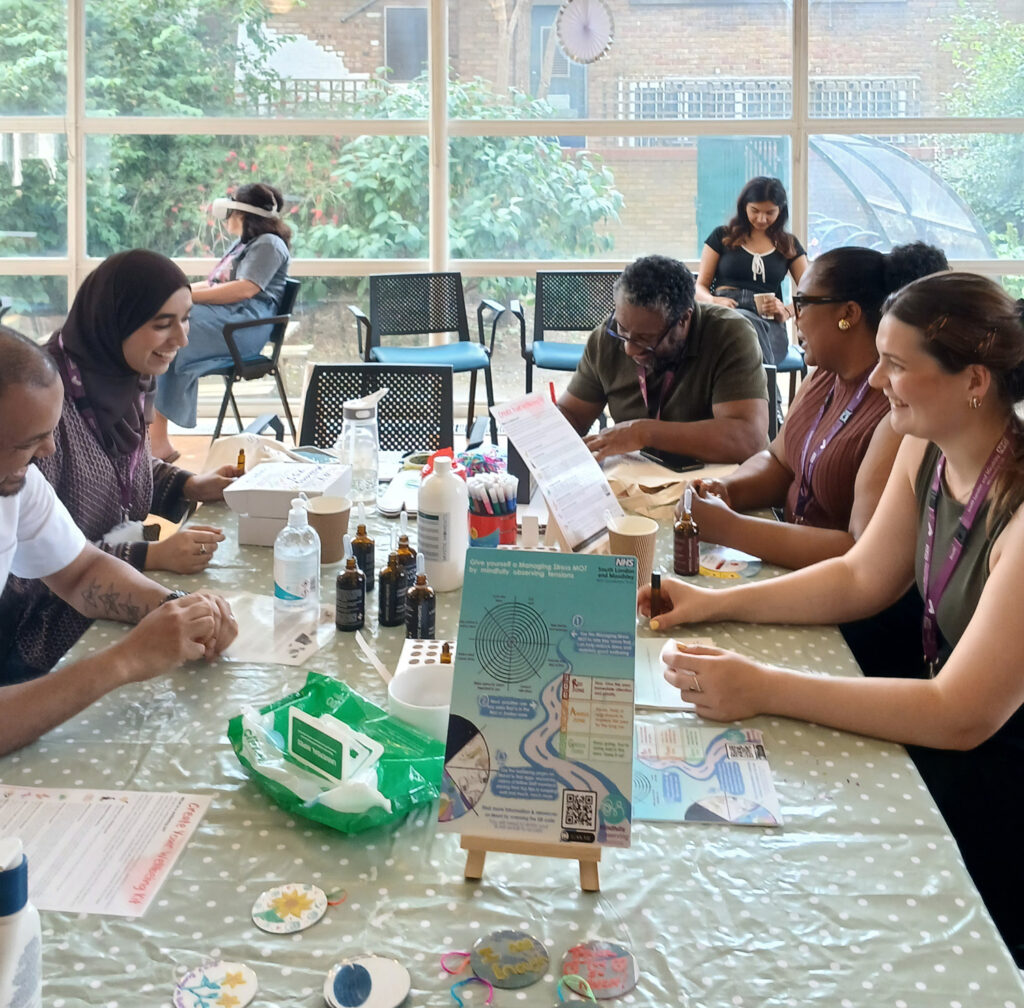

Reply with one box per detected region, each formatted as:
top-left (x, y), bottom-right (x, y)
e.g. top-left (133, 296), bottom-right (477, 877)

top-left (614, 557), bottom-right (635, 568)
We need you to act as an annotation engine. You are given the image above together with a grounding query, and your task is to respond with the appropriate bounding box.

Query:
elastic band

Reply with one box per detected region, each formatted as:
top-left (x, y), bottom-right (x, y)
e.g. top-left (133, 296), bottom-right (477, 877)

top-left (450, 976), bottom-right (494, 1005)
top-left (440, 951), bottom-right (471, 975)
top-left (558, 974), bottom-right (597, 1001)
top-left (326, 888), bottom-right (348, 907)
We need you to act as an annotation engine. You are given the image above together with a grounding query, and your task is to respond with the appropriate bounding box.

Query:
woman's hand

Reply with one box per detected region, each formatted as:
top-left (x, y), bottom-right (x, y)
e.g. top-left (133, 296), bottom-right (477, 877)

top-left (146, 526), bottom-right (225, 574)
top-left (637, 575), bottom-right (720, 630)
top-left (678, 479), bottom-right (738, 546)
top-left (683, 477), bottom-right (733, 511)
top-left (711, 295), bottom-right (737, 308)
top-left (661, 640), bottom-right (771, 722)
top-left (183, 465), bottom-right (242, 503)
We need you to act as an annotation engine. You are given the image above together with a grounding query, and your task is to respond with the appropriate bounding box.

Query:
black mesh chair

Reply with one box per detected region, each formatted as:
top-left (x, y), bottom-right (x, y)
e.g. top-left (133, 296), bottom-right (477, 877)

top-left (348, 272), bottom-right (503, 444)
top-left (765, 363), bottom-right (779, 441)
top-left (510, 270), bottom-right (619, 393)
top-left (208, 277), bottom-right (300, 442)
top-left (298, 363), bottom-right (455, 453)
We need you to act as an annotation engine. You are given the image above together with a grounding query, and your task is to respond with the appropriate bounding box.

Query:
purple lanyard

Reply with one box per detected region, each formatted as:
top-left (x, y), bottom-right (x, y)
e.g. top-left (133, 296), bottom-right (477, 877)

top-left (793, 375), bottom-right (872, 523)
top-left (637, 367), bottom-right (677, 420)
top-left (56, 335), bottom-right (144, 518)
top-left (921, 429), bottom-right (1012, 672)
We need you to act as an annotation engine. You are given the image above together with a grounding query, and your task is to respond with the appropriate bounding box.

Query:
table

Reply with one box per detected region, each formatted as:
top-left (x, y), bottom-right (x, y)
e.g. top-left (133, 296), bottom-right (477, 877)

top-left (4, 502), bottom-right (1023, 1007)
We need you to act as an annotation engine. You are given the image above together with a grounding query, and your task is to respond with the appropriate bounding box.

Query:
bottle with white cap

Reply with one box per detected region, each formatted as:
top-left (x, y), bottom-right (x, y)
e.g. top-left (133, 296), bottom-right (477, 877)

top-left (0, 838), bottom-right (41, 1008)
top-left (273, 495), bottom-right (321, 613)
top-left (335, 387), bottom-right (387, 508)
top-left (417, 455), bottom-right (469, 591)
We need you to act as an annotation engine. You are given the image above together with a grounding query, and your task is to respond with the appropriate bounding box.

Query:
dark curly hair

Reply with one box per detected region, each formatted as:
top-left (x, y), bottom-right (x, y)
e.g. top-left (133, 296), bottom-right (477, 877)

top-left (229, 182), bottom-right (292, 248)
top-left (614, 255), bottom-right (696, 323)
top-left (811, 241), bottom-right (949, 332)
top-left (723, 177), bottom-right (799, 259)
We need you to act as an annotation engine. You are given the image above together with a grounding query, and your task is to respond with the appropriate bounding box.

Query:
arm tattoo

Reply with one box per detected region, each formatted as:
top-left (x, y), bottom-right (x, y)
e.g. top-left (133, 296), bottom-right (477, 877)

top-left (79, 579), bottom-right (146, 623)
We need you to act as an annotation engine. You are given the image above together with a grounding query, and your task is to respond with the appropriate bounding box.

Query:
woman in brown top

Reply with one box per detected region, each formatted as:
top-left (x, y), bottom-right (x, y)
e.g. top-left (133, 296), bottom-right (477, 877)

top-left (683, 242), bottom-right (948, 569)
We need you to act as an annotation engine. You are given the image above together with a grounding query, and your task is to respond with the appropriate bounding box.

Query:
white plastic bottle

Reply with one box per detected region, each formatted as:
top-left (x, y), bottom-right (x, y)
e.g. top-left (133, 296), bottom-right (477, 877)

top-left (273, 496), bottom-right (321, 612)
top-left (417, 456), bottom-right (469, 591)
top-left (0, 838), bottom-right (41, 1008)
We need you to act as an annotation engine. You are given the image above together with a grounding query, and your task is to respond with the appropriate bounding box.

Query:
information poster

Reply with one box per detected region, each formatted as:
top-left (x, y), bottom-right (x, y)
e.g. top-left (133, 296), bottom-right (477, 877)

top-left (439, 551), bottom-right (636, 848)
top-left (633, 724), bottom-right (783, 827)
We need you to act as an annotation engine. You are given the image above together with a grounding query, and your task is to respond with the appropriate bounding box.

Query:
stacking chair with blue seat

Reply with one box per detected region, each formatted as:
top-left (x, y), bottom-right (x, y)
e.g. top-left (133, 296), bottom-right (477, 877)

top-left (348, 272), bottom-right (503, 444)
top-left (510, 270), bottom-right (619, 393)
top-left (208, 276), bottom-right (301, 442)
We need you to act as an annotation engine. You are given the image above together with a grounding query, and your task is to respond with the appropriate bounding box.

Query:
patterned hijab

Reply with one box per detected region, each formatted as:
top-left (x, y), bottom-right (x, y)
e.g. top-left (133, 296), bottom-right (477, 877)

top-left (46, 250), bottom-right (190, 457)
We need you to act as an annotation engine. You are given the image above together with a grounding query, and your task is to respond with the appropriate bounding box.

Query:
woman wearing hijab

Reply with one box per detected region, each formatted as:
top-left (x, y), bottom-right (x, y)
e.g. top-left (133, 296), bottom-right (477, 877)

top-left (150, 181), bottom-right (292, 461)
top-left (0, 249), bottom-right (238, 682)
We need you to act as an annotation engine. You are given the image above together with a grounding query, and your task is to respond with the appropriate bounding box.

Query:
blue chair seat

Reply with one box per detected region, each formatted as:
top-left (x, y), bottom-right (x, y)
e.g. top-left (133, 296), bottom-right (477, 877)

top-left (371, 342), bottom-right (489, 374)
top-left (532, 342), bottom-right (584, 372)
top-left (776, 344), bottom-right (805, 372)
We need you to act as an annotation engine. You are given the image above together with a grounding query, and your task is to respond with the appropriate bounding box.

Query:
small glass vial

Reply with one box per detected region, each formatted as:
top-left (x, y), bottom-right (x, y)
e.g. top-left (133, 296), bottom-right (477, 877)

top-left (236, 448), bottom-right (246, 472)
top-left (649, 569), bottom-right (672, 620)
top-left (335, 537), bottom-right (365, 632)
top-left (674, 487), bottom-right (700, 577)
top-left (351, 502), bottom-right (376, 593)
top-left (440, 641), bottom-right (453, 664)
top-left (377, 551), bottom-right (405, 627)
top-left (405, 555), bottom-right (436, 640)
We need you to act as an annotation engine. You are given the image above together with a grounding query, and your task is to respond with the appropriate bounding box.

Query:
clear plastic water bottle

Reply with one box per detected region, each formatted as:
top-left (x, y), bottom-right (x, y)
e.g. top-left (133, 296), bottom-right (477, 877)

top-left (335, 388), bottom-right (387, 509)
top-left (273, 496), bottom-right (321, 613)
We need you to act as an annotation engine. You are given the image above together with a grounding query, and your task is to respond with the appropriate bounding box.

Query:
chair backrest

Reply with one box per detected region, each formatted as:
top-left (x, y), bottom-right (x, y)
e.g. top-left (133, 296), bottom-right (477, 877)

top-left (534, 270), bottom-right (619, 342)
top-left (765, 363), bottom-right (779, 441)
top-left (366, 272), bottom-right (470, 349)
top-left (298, 363), bottom-right (455, 452)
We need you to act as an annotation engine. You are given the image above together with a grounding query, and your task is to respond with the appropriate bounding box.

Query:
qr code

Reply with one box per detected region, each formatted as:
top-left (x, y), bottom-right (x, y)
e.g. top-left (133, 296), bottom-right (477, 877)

top-left (561, 789), bottom-right (598, 831)
top-left (725, 742), bottom-right (767, 761)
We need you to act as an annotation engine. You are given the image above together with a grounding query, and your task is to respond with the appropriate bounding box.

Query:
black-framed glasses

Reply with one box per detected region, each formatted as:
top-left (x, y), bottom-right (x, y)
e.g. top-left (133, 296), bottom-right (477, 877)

top-left (792, 294), bottom-right (847, 318)
top-left (605, 313), bottom-right (678, 352)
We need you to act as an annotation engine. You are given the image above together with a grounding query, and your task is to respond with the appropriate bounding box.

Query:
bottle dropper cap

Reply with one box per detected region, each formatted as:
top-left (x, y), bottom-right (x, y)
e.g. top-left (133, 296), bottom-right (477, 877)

top-left (357, 501), bottom-right (367, 525)
top-left (683, 487), bottom-right (693, 515)
top-left (416, 553), bottom-right (426, 577)
top-left (400, 509), bottom-right (408, 535)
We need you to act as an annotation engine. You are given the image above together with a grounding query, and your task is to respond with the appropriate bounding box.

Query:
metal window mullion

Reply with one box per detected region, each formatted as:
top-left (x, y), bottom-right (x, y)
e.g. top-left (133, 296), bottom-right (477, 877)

top-left (68, 0), bottom-right (86, 303)
top-left (428, 0), bottom-right (448, 277)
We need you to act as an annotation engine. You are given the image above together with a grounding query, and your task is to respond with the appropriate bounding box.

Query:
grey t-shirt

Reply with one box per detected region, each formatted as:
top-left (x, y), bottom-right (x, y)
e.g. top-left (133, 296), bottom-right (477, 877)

top-left (233, 233), bottom-right (290, 307)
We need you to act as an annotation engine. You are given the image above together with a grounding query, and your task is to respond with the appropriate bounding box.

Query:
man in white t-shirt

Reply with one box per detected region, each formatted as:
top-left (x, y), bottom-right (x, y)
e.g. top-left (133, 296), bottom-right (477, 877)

top-left (0, 326), bottom-right (237, 755)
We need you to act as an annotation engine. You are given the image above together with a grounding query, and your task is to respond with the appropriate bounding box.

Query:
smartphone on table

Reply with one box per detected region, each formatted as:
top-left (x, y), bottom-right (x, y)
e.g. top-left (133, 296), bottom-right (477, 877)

top-left (638, 448), bottom-right (703, 473)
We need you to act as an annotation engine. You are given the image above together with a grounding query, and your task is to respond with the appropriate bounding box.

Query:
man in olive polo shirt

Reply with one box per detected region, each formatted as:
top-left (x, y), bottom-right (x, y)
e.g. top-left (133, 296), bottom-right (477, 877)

top-left (558, 255), bottom-right (768, 463)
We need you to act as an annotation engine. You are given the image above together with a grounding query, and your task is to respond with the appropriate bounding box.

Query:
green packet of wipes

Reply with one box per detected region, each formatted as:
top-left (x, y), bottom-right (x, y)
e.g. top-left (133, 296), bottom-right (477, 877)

top-left (228, 671), bottom-right (444, 834)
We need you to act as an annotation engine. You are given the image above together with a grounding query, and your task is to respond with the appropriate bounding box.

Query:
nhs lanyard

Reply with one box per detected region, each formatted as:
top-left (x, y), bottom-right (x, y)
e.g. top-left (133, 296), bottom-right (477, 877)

top-left (636, 367), bottom-right (677, 420)
top-left (793, 375), bottom-right (872, 524)
top-left (56, 334), bottom-right (144, 518)
top-left (921, 430), bottom-right (1011, 672)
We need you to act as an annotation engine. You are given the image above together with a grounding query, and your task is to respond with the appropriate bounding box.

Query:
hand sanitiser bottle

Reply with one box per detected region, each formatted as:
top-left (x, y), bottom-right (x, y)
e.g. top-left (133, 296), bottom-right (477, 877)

top-left (273, 496), bottom-right (321, 613)
top-left (417, 455), bottom-right (469, 591)
top-left (0, 838), bottom-right (41, 1008)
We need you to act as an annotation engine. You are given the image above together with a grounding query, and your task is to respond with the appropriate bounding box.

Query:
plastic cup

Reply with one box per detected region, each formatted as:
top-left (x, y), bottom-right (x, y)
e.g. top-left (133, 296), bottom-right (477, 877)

top-left (606, 513), bottom-right (659, 588)
top-left (754, 292), bottom-right (774, 318)
top-left (306, 496), bottom-right (351, 564)
top-left (387, 665), bottom-right (454, 742)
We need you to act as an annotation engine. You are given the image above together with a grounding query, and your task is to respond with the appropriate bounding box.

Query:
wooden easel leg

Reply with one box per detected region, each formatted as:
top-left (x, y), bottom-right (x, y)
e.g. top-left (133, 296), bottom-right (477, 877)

top-left (464, 846), bottom-right (486, 881)
top-left (578, 858), bottom-right (600, 892)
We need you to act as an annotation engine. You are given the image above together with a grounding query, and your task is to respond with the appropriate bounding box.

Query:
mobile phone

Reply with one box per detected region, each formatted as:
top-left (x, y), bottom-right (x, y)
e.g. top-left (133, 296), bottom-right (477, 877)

top-left (292, 446), bottom-right (339, 464)
top-left (638, 448), bottom-right (703, 473)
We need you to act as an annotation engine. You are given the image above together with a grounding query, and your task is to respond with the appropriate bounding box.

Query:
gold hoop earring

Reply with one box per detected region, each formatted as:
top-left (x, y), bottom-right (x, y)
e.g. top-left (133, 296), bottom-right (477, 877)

top-left (969, 396), bottom-right (981, 410)
top-left (838, 319), bottom-right (851, 331)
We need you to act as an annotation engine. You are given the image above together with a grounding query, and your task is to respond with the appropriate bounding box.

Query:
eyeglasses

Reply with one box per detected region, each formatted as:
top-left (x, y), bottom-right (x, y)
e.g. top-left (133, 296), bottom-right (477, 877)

top-left (792, 294), bottom-right (848, 318)
top-left (605, 313), bottom-right (678, 352)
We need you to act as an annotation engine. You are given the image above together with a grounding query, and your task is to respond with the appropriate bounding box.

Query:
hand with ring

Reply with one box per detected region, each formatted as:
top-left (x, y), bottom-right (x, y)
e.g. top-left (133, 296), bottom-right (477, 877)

top-left (145, 525), bottom-right (225, 575)
top-left (660, 639), bottom-right (773, 721)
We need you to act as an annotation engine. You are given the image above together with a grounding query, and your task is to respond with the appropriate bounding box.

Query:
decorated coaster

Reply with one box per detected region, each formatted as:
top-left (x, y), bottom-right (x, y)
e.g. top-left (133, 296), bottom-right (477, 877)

top-left (251, 882), bottom-right (327, 933)
top-left (470, 928), bottom-right (548, 989)
top-left (323, 955), bottom-right (412, 1008)
top-left (174, 961), bottom-right (258, 1008)
top-left (561, 940), bottom-right (638, 998)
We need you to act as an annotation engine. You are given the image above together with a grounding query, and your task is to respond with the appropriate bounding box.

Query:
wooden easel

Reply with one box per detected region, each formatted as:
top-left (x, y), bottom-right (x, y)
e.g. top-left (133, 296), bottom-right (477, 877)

top-left (460, 834), bottom-right (602, 892)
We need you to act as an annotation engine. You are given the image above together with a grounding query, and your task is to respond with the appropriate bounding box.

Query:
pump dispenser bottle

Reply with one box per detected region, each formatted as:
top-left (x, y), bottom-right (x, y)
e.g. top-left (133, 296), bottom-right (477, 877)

top-left (273, 496), bottom-right (321, 611)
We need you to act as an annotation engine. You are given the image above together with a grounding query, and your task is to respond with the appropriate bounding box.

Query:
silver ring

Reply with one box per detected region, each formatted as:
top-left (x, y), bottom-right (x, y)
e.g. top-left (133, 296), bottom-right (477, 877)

top-left (198, 543), bottom-right (207, 555)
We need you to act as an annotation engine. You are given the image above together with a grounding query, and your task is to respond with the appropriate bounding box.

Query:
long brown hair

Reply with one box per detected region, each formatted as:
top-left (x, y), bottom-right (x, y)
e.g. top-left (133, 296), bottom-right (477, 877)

top-left (231, 182), bottom-right (292, 248)
top-left (884, 272), bottom-right (1024, 526)
top-left (722, 176), bottom-right (798, 259)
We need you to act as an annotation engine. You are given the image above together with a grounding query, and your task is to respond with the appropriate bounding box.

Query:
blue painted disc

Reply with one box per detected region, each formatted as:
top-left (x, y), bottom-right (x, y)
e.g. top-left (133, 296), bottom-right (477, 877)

top-left (323, 956), bottom-right (411, 1008)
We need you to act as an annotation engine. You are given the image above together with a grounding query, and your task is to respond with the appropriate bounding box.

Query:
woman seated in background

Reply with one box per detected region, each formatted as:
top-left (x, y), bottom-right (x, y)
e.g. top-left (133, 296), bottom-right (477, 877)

top-left (686, 242), bottom-right (948, 570)
top-left (150, 181), bottom-right (292, 462)
top-left (640, 273), bottom-right (1024, 967)
top-left (695, 176), bottom-right (808, 369)
top-left (0, 250), bottom-right (238, 682)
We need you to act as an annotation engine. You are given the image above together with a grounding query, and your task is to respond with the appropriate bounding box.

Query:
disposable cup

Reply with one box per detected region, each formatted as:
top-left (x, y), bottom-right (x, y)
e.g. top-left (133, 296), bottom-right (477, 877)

top-left (753, 292), bottom-right (774, 318)
top-left (606, 513), bottom-right (659, 588)
top-left (387, 665), bottom-right (454, 742)
top-left (306, 495), bottom-right (351, 564)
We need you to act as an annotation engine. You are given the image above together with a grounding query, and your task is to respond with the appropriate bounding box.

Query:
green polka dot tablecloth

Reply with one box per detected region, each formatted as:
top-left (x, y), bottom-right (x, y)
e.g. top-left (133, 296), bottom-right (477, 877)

top-left (4, 504), bottom-right (1023, 1007)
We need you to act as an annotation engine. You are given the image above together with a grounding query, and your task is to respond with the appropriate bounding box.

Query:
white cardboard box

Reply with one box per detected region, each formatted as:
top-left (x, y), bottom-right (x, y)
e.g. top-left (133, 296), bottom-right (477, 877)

top-left (237, 513), bottom-right (289, 548)
top-left (224, 462), bottom-right (352, 519)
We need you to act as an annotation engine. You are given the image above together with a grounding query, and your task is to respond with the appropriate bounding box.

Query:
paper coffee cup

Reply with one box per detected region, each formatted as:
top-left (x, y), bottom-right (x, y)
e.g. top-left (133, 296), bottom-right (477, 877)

top-left (753, 292), bottom-right (774, 318)
top-left (306, 495), bottom-right (351, 565)
top-left (606, 513), bottom-right (658, 588)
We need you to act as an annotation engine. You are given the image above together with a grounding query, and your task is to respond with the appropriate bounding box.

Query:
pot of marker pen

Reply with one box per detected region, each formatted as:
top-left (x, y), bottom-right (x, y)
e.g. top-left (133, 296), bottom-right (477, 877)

top-left (467, 475), bottom-right (518, 547)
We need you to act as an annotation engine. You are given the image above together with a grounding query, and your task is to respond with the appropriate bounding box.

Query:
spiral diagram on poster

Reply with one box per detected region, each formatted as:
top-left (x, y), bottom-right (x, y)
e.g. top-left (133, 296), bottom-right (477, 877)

top-left (474, 601), bottom-right (551, 686)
